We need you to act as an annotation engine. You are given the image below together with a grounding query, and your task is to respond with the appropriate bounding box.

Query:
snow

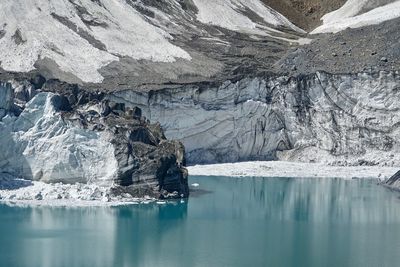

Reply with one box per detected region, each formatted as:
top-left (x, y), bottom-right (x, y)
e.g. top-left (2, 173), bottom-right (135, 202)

top-left (0, 175), bottom-right (156, 207)
top-left (0, 0), bottom-right (311, 82)
top-left (321, 0), bottom-right (374, 24)
top-left (192, 0), bottom-right (305, 37)
top-left (188, 161), bottom-right (399, 180)
top-left (0, 0), bottom-right (191, 83)
top-left (312, 0), bottom-right (400, 34)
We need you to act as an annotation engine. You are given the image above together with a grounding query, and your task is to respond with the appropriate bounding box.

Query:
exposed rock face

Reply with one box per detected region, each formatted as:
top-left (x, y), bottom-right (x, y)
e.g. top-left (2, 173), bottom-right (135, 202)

top-left (109, 70), bottom-right (400, 166)
top-left (263, 0), bottom-right (347, 31)
top-left (0, 81), bottom-right (189, 199)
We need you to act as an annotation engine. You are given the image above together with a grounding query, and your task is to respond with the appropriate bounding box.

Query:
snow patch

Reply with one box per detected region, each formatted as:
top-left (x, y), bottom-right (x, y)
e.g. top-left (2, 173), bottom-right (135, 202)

top-left (192, 0), bottom-right (305, 37)
top-left (312, 0), bottom-right (400, 34)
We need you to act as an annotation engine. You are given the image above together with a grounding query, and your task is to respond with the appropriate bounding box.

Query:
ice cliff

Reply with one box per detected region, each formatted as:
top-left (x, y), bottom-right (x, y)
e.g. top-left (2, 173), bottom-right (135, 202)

top-left (0, 80), bottom-right (189, 200)
top-left (108, 71), bottom-right (400, 167)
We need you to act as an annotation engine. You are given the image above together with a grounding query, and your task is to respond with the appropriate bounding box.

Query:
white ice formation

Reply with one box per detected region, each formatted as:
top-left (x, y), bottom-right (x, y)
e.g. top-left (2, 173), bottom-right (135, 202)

top-left (0, 91), bottom-right (119, 184)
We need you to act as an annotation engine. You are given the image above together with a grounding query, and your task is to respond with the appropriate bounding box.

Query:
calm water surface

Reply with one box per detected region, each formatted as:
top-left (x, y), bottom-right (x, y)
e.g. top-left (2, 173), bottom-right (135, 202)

top-left (1, 176), bottom-right (400, 267)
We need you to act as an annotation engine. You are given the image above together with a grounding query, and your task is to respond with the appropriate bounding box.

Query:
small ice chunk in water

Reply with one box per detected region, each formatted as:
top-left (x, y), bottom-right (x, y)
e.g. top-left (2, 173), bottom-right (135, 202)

top-left (191, 183), bottom-right (200, 187)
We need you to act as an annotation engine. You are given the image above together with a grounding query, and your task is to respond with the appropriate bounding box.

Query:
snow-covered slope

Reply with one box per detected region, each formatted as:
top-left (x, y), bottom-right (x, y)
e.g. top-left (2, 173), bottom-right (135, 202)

top-left (193, 0), bottom-right (304, 35)
top-left (0, 0), bottom-right (191, 83)
top-left (0, 0), bottom-right (398, 86)
top-left (0, 0), bottom-right (304, 85)
top-left (312, 0), bottom-right (400, 33)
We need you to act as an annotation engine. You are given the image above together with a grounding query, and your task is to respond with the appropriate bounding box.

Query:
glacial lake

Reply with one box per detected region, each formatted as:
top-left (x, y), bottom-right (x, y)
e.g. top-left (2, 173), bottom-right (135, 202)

top-left (1, 176), bottom-right (400, 267)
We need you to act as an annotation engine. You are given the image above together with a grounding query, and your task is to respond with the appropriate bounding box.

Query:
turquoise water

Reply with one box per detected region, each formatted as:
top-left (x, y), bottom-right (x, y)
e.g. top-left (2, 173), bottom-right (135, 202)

top-left (1, 177), bottom-right (400, 267)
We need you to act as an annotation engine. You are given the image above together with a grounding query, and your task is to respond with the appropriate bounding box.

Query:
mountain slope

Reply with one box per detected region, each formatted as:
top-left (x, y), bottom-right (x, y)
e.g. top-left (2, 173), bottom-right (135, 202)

top-left (1, 0), bottom-right (399, 88)
top-left (0, 0), bottom-right (305, 87)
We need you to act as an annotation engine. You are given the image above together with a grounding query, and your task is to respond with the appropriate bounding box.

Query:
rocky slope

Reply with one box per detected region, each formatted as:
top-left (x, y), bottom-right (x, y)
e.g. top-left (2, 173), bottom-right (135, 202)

top-left (264, 0), bottom-right (347, 31)
top-left (1, 0), bottom-right (400, 193)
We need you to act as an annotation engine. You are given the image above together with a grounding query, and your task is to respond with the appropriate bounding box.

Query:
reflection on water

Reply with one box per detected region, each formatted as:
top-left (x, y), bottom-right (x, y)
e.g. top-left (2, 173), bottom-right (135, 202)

top-left (0, 203), bottom-right (188, 267)
top-left (198, 177), bottom-right (400, 223)
top-left (1, 177), bottom-right (400, 267)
